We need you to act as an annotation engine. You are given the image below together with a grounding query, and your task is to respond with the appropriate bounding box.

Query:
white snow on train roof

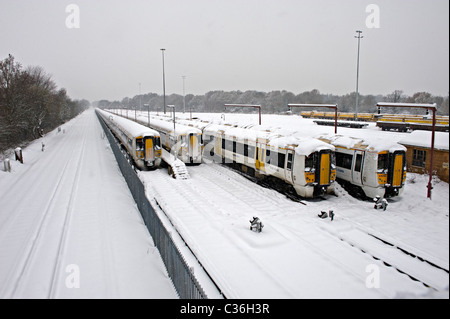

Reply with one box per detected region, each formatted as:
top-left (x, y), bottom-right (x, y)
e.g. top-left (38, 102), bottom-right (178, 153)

top-left (399, 131), bottom-right (449, 151)
top-left (221, 125), bottom-right (334, 156)
top-left (149, 117), bottom-right (202, 135)
top-left (269, 135), bottom-right (334, 156)
top-left (317, 133), bottom-right (406, 153)
top-left (97, 109), bottom-right (159, 137)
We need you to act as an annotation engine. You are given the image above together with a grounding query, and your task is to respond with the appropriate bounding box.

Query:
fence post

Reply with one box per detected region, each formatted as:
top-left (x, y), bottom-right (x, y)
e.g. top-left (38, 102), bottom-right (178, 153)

top-left (4, 159), bottom-right (11, 172)
top-left (15, 147), bottom-right (23, 164)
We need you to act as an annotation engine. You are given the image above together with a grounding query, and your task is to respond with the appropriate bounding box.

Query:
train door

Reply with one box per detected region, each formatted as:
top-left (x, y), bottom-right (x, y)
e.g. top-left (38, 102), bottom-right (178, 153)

top-left (285, 150), bottom-right (294, 184)
top-left (391, 152), bottom-right (405, 187)
top-left (144, 137), bottom-right (154, 161)
top-left (255, 145), bottom-right (265, 172)
top-left (189, 133), bottom-right (198, 159)
top-left (352, 150), bottom-right (364, 186)
top-left (215, 134), bottom-right (222, 158)
top-left (319, 152), bottom-right (330, 185)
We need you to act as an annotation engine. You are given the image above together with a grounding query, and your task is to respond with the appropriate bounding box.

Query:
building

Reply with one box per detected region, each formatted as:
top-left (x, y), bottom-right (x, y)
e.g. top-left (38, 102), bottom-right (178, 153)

top-left (399, 131), bottom-right (449, 183)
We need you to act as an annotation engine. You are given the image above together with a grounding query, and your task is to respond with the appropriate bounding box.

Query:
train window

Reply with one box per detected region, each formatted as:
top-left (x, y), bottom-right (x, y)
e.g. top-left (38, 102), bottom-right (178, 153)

top-left (235, 142), bottom-right (245, 156)
top-left (248, 145), bottom-right (255, 159)
top-left (336, 152), bottom-right (353, 170)
top-left (355, 154), bottom-right (363, 172)
top-left (287, 153), bottom-right (293, 170)
top-left (233, 141), bottom-right (237, 153)
top-left (244, 144), bottom-right (249, 157)
top-left (377, 153), bottom-right (389, 171)
top-left (155, 137), bottom-right (161, 149)
top-left (278, 152), bottom-right (286, 169)
top-left (305, 154), bottom-right (315, 169)
top-left (136, 139), bottom-right (144, 151)
top-left (264, 150), bottom-right (285, 169)
top-left (412, 149), bottom-right (426, 168)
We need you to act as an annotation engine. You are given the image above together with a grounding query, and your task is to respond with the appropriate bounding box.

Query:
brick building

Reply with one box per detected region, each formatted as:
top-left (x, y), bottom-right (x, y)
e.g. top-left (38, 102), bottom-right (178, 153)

top-left (399, 131), bottom-right (449, 183)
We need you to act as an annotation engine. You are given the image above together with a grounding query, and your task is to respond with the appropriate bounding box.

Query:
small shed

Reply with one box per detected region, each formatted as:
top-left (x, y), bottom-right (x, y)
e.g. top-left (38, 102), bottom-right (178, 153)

top-left (399, 131), bottom-right (449, 183)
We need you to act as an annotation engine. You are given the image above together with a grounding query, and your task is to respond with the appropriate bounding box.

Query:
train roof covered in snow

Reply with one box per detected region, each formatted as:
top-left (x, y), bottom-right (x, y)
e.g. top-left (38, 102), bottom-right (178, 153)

top-left (316, 133), bottom-right (406, 153)
top-left (97, 109), bottom-right (160, 138)
top-left (147, 117), bottom-right (202, 136)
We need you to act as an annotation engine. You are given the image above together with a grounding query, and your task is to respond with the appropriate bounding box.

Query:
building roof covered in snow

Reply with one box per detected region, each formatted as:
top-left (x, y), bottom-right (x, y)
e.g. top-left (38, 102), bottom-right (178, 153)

top-left (399, 131), bottom-right (449, 151)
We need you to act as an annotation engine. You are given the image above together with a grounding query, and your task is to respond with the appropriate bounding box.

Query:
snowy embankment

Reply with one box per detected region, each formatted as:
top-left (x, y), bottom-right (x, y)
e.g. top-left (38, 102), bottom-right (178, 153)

top-left (0, 109), bottom-right (178, 299)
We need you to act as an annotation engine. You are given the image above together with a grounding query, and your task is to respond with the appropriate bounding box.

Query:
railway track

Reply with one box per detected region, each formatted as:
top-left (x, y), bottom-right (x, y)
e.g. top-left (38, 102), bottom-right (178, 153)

top-left (140, 161), bottom-right (440, 298)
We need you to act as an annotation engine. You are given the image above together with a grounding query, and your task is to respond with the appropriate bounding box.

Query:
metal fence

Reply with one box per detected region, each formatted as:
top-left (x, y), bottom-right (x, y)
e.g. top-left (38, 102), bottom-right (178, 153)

top-left (97, 112), bottom-right (207, 299)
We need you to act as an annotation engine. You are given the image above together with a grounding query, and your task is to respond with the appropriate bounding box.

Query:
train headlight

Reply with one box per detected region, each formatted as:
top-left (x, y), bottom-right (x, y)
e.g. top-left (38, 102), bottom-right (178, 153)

top-left (305, 172), bottom-right (315, 184)
top-left (331, 169), bottom-right (336, 181)
top-left (377, 173), bottom-right (387, 185)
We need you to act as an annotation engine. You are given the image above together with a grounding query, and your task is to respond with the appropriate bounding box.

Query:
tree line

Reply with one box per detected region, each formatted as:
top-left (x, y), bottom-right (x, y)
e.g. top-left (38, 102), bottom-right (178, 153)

top-left (95, 88), bottom-right (449, 116)
top-left (0, 55), bottom-right (89, 153)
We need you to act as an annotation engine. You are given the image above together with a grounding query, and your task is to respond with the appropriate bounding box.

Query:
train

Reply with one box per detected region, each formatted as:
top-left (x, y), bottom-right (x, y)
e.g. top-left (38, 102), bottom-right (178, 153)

top-left (177, 115), bottom-right (407, 199)
top-left (124, 113), bottom-right (203, 165)
top-left (96, 109), bottom-right (162, 170)
top-left (152, 115), bottom-right (337, 198)
top-left (317, 133), bottom-right (407, 198)
top-left (300, 110), bottom-right (449, 125)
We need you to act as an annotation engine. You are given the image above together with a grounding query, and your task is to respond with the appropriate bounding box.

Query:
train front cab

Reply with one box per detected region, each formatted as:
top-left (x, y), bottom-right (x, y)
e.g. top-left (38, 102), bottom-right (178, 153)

top-left (377, 150), bottom-right (406, 197)
top-left (294, 149), bottom-right (336, 198)
top-left (136, 135), bottom-right (162, 168)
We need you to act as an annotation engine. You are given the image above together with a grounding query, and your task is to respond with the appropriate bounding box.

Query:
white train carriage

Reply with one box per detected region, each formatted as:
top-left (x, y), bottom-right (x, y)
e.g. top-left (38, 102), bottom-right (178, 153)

top-left (317, 134), bottom-right (407, 198)
top-left (207, 126), bottom-right (336, 198)
top-left (141, 117), bottom-right (203, 165)
top-left (97, 109), bottom-right (162, 170)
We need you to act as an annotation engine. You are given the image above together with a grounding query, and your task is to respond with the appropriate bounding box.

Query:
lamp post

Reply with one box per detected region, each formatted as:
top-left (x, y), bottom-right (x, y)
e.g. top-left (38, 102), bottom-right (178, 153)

top-left (144, 103), bottom-right (150, 126)
top-left (224, 104), bottom-right (262, 125)
top-left (167, 105), bottom-right (176, 132)
top-left (161, 48), bottom-right (167, 114)
top-left (355, 30), bottom-right (363, 120)
top-left (182, 76), bottom-right (186, 114)
top-left (288, 104), bottom-right (338, 134)
top-left (139, 82), bottom-right (142, 111)
top-left (377, 102), bottom-right (437, 199)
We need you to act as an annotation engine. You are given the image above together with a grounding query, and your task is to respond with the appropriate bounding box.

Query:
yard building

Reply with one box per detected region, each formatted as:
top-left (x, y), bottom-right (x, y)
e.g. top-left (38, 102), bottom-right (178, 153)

top-left (399, 131), bottom-right (449, 183)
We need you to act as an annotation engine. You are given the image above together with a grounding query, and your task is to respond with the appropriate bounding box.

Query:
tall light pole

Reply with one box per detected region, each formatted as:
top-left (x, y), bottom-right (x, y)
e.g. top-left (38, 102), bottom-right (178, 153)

top-left (182, 75), bottom-right (186, 114)
top-left (139, 82), bottom-right (142, 111)
top-left (354, 30), bottom-right (363, 120)
top-left (161, 48), bottom-right (167, 114)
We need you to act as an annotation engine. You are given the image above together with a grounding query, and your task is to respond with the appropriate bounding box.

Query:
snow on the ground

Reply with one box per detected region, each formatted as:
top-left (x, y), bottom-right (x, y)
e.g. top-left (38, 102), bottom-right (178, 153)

top-left (0, 109), bottom-right (178, 299)
top-left (130, 110), bottom-right (448, 299)
top-left (1, 108), bottom-right (448, 299)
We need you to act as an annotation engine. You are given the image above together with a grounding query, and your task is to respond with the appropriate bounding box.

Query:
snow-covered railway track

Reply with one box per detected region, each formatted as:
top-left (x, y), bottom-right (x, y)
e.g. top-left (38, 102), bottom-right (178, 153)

top-left (318, 220), bottom-right (449, 292)
top-left (147, 169), bottom-right (296, 298)
top-left (140, 162), bottom-right (432, 298)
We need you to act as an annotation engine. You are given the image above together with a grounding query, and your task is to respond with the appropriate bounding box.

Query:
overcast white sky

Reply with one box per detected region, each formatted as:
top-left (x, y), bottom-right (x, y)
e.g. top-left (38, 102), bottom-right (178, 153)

top-left (0, 0), bottom-right (448, 102)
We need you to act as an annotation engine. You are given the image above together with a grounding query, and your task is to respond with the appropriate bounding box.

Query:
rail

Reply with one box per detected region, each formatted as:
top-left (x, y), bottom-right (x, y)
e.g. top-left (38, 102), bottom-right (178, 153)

top-left (96, 112), bottom-right (207, 299)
